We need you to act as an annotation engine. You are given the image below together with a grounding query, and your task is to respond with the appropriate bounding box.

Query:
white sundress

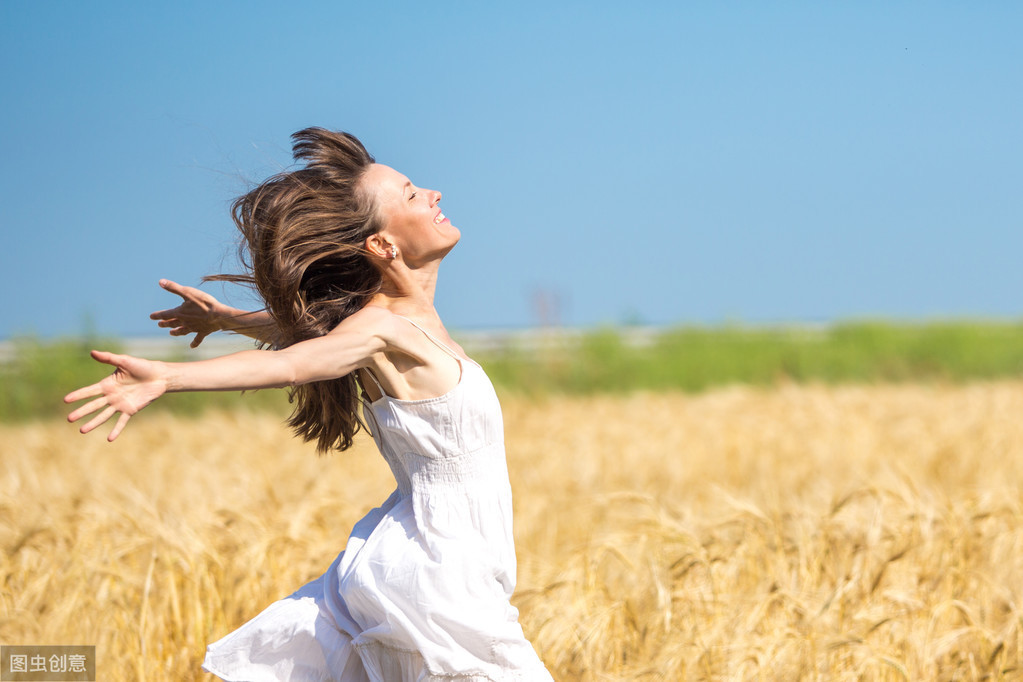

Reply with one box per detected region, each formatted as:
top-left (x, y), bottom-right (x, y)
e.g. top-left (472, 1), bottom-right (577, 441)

top-left (202, 317), bottom-right (554, 682)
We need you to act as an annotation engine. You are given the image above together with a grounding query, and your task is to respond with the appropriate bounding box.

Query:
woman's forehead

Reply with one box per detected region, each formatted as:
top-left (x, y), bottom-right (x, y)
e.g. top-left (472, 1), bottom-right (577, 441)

top-left (364, 164), bottom-right (409, 196)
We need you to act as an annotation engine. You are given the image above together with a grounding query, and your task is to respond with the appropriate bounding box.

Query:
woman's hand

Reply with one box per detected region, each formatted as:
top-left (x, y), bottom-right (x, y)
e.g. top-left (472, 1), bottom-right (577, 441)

top-left (64, 350), bottom-right (169, 441)
top-left (150, 279), bottom-right (224, 348)
top-left (151, 278), bottom-right (278, 345)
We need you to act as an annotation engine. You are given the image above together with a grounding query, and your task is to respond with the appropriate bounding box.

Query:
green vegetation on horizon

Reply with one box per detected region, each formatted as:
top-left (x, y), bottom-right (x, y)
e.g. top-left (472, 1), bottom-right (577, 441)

top-left (482, 320), bottom-right (1023, 395)
top-left (3, 320), bottom-right (1023, 421)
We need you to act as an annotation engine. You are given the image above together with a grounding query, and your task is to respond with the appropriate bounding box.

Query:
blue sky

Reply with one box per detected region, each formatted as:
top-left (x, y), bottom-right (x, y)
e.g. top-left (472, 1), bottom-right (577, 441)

top-left (2, 2), bottom-right (1020, 338)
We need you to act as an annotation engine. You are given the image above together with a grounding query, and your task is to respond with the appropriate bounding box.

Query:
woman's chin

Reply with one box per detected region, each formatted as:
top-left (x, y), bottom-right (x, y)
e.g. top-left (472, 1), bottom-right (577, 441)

top-left (439, 225), bottom-right (461, 248)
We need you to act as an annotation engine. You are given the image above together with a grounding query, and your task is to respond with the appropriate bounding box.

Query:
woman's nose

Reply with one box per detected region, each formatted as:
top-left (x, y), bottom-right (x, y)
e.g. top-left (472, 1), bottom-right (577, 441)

top-left (429, 190), bottom-right (442, 206)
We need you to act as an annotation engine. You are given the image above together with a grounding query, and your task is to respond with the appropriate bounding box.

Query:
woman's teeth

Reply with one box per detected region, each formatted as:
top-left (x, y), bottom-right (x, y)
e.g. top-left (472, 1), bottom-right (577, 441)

top-left (434, 213), bottom-right (446, 225)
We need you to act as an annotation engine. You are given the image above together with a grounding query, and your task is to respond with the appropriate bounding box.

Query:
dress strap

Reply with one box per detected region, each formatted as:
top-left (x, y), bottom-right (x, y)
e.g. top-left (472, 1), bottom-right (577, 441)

top-left (393, 315), bottom-right (468, 364)
top-left (356, 367), bottom-right (384, 437)
top-left (360, 367), bottom-right (386, 394)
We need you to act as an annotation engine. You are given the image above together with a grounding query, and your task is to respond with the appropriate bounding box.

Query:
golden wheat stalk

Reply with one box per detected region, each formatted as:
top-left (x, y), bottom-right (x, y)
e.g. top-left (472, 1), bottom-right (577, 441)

top-left (2, 382), bottom-right (1021, 680)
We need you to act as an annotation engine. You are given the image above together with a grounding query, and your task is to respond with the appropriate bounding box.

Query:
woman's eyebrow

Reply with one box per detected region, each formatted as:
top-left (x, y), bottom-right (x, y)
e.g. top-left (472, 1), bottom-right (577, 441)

top-left (402, 181), bottom-right (412, 198)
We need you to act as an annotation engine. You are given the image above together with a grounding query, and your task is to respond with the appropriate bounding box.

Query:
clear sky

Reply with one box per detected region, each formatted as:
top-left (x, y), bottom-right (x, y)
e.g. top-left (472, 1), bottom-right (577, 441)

top-left (2, 1), bottom-right (1020, 338)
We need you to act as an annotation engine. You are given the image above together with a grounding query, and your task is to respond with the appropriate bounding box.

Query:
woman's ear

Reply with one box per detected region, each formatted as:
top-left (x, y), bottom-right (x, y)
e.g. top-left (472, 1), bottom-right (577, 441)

top-left (365, 234), bottom-right (391, 260)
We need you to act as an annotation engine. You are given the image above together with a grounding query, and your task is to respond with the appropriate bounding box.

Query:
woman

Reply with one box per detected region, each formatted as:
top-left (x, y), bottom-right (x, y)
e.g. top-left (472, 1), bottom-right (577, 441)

top-left (65, 128), bottom-right (553, 681)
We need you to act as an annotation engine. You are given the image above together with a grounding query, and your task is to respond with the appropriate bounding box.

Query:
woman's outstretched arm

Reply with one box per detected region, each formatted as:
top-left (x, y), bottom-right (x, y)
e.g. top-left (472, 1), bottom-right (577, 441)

top-left (150, 279), bottom-right (278, 347)
top-left (66, 308), bottom-right (392, 441)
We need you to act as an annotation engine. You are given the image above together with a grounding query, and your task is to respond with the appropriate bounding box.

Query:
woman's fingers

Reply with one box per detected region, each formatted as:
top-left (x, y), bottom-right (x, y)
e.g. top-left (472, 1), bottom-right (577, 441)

top-left (107, 413), bottom-right (132, 441)
top-left (152, 280), bottom-right (194, 320)
top-left (67, 392), bottom-right (133, 439)
top-left (80, 405), bottom-right (117, 434)
top-left (152, 279), bottom-right (219, 346)
top-left (159, 279), bottom-right (187, 296)
top-left (90, 349), bottom-right (118, 364)
top-left (64, 383), bottom-right (104, 405)
top-left (159, 321), bottom-right (201, 335)
top-left (65, 351), bottom-right (120, 409)
top-left (67, 395), bottom-right (108, 422)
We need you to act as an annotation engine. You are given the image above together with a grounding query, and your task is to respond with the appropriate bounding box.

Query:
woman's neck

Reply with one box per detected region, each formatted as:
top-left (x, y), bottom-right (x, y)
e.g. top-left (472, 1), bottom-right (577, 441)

top-left (370, 259), bottom-right (441, 318)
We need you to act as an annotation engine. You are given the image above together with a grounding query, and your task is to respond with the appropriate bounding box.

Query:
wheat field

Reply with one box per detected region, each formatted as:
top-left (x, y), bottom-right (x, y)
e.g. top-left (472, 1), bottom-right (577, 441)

top-left (2, 381), bottom-right (1022, 680)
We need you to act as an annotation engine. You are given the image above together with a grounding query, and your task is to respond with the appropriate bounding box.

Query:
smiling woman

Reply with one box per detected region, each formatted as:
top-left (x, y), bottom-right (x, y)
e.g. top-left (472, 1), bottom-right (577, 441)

top-left (363, 163), bottom-right (460, 267)
top-left (63, 128), bottom-right (553, 681)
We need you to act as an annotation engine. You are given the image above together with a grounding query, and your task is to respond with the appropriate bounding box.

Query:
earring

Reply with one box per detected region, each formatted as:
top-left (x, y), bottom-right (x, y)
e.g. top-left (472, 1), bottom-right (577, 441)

top-left (390, 245), bottom-right (398, 259)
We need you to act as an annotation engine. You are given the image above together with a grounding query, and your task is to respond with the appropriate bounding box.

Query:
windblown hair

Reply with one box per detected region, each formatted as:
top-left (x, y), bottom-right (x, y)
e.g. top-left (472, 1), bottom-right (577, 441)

top-left (208, 128), bottom-right (383, 453)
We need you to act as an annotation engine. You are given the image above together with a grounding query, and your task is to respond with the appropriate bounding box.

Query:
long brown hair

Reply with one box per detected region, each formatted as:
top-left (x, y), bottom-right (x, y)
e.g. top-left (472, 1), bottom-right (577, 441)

top-left (208, 127), bottom-right (382, 453)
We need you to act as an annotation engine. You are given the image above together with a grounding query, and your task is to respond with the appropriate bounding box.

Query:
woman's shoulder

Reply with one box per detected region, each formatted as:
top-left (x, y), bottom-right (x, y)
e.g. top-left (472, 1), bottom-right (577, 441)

top-left (327, 305), bottom-right (396, 339)
top-left (327, 305), bottom-right (419, 355)
top-left (343, 304), bottom-right (394, 325)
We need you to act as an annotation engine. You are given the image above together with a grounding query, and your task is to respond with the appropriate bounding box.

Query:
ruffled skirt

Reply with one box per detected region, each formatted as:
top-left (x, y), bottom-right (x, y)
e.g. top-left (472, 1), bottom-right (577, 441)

top-left (202, 492), bottom-right (552, 682)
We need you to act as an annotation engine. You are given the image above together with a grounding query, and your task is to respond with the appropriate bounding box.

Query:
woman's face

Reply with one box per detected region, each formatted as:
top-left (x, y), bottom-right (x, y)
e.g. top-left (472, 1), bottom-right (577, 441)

top-left (361, 163), bottom-right (460, 263)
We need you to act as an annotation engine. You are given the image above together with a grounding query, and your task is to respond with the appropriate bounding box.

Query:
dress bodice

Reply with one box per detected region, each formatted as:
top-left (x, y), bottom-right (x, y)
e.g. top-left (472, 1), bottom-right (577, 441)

top-left (363, 359), bottom-right (508, 497)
